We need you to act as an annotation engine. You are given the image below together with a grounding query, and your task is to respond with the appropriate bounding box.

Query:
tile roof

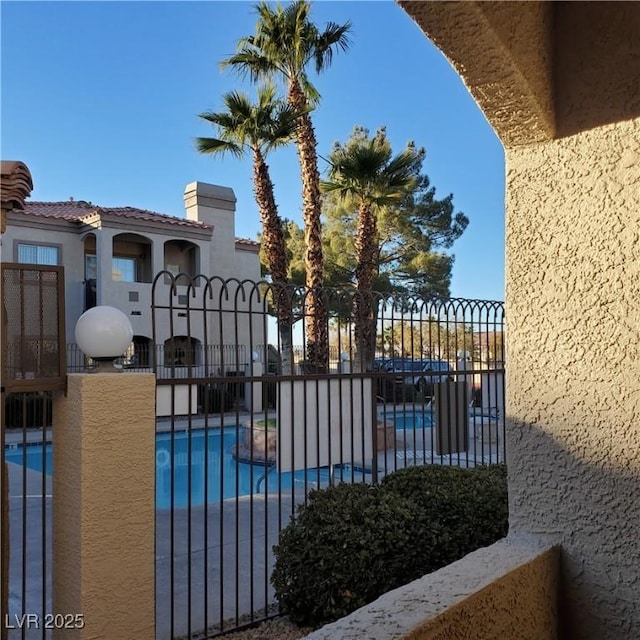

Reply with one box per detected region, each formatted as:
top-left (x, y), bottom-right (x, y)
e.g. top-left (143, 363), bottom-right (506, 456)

top-left (1, 161), bottom-right (33, 210)
top-left (20, 200), bottom-right (259, 248)
top-left (235, 237), bottom-right (260, 249)
top-left (23, 200), bottom-right (212, 230)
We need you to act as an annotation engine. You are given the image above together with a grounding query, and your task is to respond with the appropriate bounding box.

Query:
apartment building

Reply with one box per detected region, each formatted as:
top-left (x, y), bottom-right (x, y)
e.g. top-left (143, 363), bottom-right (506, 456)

top-left (2, 180), bottom-right (263, 370)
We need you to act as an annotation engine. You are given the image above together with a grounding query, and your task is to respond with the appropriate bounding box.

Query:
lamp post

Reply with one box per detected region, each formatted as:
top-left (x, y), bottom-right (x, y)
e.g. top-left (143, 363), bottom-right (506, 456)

top-left (75, 305), bottom-right (133, 373)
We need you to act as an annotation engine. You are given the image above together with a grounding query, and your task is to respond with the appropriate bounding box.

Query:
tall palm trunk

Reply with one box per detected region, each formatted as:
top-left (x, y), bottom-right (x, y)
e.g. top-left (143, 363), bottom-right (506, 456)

top-left (353, 202), bottom-right (378, 372)
top-left (253, 150), bottom-right (294, 375)
top-left (288, 80), bottom-right (328, 371)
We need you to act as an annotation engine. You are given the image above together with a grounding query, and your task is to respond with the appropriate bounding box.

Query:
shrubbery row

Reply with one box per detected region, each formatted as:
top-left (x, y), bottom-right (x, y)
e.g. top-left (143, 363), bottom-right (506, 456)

top-left (271, 464), bottom-right (508, 626)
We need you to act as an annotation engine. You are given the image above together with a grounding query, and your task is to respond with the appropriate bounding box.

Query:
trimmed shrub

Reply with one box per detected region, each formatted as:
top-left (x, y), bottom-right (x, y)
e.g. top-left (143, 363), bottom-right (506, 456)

top-left (272, 464), bottom-right (508, 627)
top-left (381, 464), bottom-right (509, 568)
top-left (271, 483), bottom-right (440, 626)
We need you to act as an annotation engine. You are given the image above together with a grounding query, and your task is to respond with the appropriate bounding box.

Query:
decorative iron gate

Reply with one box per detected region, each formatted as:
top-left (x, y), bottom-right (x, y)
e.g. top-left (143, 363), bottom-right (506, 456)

top-left (1, 263), bottom-right (65, 640)
top-left (151, 274), bottom-right (505, 640)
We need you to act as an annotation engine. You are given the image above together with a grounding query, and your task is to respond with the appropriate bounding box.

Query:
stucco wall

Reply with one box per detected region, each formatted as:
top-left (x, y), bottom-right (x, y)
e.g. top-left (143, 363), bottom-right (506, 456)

top-left (399, 2), bottom-right (640, 638)
top-left (53, 373), bottom-right (156, 640)
top-left (398, 1), bottom-right (555, 146)
top-left (506, 117), bottom-right (640, 638)
top-left (304, 538), bottom-right (558, 640)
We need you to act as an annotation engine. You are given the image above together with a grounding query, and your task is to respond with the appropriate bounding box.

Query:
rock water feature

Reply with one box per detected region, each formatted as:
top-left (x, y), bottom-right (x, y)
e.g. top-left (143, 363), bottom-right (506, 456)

top-left (232, 418), bottom-right (278, 464)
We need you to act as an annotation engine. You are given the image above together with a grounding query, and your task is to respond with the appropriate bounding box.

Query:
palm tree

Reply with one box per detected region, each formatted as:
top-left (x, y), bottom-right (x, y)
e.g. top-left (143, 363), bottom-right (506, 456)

top-left (222, 0), bottom-right (352, 371)
top-left (321, 127), bottom-right (419, 371)
top-left (196, 85), bottom-right (302, 374)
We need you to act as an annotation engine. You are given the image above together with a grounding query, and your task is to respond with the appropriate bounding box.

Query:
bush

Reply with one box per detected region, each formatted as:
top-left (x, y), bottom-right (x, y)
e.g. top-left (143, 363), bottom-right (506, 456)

top-left (272, 464), bottom-right (508, 627)
top-left (271, 483), bottom-right (439, 626)
top-left (381, 464), bottom-right (509, 567)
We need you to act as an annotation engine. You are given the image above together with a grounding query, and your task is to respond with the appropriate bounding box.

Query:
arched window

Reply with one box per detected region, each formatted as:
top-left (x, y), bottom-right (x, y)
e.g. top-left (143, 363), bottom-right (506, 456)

top-left (112, 233), bottom-right (152, 283)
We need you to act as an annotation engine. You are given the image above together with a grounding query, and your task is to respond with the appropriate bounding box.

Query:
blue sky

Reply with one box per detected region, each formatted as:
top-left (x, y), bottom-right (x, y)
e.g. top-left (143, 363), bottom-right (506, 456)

top-left (1, 1), bottom-right (505, 302)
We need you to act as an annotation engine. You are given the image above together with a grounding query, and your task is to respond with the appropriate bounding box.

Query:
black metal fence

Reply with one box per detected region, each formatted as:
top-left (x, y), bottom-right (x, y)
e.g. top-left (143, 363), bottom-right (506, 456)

top-left (2, 391), bottom-right (52, 640)
top-left (1, 275), bottom-right (505, 640)
top-left (151, 276), bottom-right (506, 639)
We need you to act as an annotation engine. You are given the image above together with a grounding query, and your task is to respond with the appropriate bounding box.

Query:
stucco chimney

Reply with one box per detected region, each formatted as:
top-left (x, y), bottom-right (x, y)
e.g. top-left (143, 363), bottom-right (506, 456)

top-left (184, 181), bottom-right (238, 278)
top-left (184, 181), bottom-right (236, 226)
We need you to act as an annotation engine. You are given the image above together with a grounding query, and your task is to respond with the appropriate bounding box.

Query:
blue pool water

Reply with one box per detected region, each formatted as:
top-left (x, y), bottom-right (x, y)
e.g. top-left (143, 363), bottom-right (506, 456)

top-left (155, 429), bottom-right (348, 508)
top-left (4, 429), bottom-right (362, 509)
top-left (4, 414), bottom-right (431, 508)
top-left (385, 411), bottom-right (433, 430)
top-left (4, 442), bottom-right (52, 475)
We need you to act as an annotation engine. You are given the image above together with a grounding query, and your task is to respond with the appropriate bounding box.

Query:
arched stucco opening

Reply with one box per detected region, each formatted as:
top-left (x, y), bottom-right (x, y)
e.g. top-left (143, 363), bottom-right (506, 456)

top-left (164, 239), bottom-right (199, 281)
top-left (112, 232), bottom-right (152, 283)
top-left (397, 3), bottom-right (640, 638)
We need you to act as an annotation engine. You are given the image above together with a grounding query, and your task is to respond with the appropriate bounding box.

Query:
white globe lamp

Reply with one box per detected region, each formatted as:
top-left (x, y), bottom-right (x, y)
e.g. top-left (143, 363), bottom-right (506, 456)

top-left (75, 305), bottom-right (134, 373)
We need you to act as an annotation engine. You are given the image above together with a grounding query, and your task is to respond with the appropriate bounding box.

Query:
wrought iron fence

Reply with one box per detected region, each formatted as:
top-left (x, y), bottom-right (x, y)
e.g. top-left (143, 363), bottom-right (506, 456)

top-left (66, 342), bottom-right (248, 379)
top-left (151, 275), bottom-right (506, 639)
top-left (2, 391), bottom-right (52, 640)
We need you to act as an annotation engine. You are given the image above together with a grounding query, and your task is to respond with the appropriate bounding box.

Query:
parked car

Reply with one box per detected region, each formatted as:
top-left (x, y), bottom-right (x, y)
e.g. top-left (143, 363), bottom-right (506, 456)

top-left (404, 360), bottom-right (454, 395)
top-left (373, 357), bottom-right (454, 399)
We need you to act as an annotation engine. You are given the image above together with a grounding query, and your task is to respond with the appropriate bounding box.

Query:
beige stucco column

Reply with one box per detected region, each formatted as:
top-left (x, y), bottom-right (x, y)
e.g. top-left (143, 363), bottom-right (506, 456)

top-left (53, 373), bottom-right (156, 640)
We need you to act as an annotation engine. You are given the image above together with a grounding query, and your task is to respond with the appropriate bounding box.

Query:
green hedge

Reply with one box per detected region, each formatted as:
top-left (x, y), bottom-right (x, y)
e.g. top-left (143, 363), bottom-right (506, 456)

top-left (271, 464), bottom-right (508, 627)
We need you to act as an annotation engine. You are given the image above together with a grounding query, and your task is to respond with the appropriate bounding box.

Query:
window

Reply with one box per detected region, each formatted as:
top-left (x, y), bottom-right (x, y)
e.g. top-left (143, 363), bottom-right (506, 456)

top-left (112, 257), bottom-right (137, 282)
top-left (85, 254), bottom-right (97, 280)
top-left (17, 243), bottom-right (59, 265)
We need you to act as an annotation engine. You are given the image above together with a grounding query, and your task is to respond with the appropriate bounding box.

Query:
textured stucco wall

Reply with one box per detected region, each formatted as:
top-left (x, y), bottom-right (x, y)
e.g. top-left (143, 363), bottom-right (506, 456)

top-left (303, 539), bottom-right (558, 640)
top-left (554, 2), bottom-right (640, 137)
top-left (506, 118), bottom-right (640, 639)
top-left (53, 373), bottom-right (156, 640)
top-left (398, 1), bottom-right (555, 146)
top-left (398, 2), bottom-right (640, 638)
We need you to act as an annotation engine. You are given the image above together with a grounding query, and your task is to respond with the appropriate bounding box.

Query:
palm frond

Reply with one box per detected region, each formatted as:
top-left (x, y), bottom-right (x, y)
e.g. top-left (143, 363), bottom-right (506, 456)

top-left (222, 0), bottom-right (348, 108)
top-left (195, 137), bottom-right (244, 158)
top-left (314, 21), bottom-right (352, 73)
top-left (221, 47), bottom-right (282, 83)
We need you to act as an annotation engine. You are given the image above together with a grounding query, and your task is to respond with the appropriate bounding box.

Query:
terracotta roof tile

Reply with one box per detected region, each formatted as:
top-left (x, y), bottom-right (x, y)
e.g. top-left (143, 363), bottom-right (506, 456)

top-left (20, 200), bottom-right (259, 247)
top-left (235, 237), bottom-right (260, 249)
top-left (1, 161), bottom-right (33, 210)
top-left (23, 200), bottom-right (212, 230)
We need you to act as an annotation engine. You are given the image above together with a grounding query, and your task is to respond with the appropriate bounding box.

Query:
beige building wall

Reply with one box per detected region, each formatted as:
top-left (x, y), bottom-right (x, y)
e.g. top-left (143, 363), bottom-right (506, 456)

top-left (399, 2), bottom-right (640, 638)
top-left (3, 181), bottom-right (263, 353)
top-left (506, 112), bottom-right (640, 640)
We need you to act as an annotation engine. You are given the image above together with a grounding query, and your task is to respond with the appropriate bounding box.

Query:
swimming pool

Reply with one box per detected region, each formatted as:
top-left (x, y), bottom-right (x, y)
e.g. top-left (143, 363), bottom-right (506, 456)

top-left (3, 428), bottom-right (368, 509)
top-left (4, 442), bottom-right (51, 475)
top-left (384, 411), bottom-right (434, 430)
top-left (4, 412), bottom-right (434, 508)
top-left (155, 429), bottom-right (359, 508)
